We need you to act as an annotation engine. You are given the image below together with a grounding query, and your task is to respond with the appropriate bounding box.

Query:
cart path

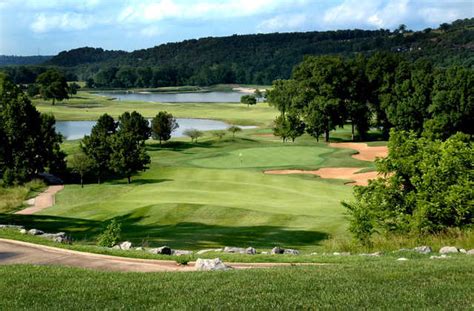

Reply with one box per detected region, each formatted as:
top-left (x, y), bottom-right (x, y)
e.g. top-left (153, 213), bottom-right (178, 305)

top-left (15, 185), bottom-right (64, 215)
top-left (0, 239), bottom-right (320, 272)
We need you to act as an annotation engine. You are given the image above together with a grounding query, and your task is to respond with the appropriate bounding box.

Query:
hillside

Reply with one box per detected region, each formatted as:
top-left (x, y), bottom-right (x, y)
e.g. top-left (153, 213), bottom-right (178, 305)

top-left (0, 55), bottom-right (52, 66)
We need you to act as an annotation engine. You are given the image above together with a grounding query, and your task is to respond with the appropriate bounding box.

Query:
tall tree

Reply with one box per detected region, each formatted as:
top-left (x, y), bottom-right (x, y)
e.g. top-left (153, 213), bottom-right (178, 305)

top-left (70, 152), bottom-right (92, 188)
top-left (81, 114), bottom-right (117, 184)
top-left (117, 111), bottom-right (151, 142)
top-left (240, 94), bottom-right (257, 107)
top-left (36, 69), bottom-right (69, 105)
top-left (151, 111), bottom-right (179, 146)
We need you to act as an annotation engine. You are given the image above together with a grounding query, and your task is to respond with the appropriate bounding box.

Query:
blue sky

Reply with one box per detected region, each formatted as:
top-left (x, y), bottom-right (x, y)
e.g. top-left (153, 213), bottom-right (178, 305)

top-left (0, 0), bottom-right (472, 55)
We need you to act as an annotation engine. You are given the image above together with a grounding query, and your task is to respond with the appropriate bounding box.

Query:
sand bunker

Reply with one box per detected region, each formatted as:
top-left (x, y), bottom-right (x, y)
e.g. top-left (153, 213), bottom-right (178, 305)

top-left (329, 142), bottom-right (388, 162)
top-left (264, 168), bottom-right (379, 186)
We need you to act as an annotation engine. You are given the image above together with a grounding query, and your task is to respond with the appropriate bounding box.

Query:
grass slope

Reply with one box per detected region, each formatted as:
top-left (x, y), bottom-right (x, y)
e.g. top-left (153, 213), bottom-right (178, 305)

top-left (0, 257), bottom-right (473, 309)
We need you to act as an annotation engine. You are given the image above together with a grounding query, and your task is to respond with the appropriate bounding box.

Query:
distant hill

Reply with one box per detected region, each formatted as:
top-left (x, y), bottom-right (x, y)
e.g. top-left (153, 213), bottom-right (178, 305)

top-left (0, 55), bottom-right (53, 66)
top-left (4, 18), bottom-right (474, 87)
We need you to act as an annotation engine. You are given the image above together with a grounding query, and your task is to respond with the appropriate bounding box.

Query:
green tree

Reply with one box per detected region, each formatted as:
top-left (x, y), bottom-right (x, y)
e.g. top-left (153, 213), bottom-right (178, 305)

top-left (117, 111), bottom-right (151, 142)
top-left (273, 113), bottom-right (305, 142)
top-left (254, 89), bottom-right (263, 102)
top-left (266, 79), bottom-right (298, 114)
top-left (36, 69), bottom-right (69, 105)
top-left (240, 94), bottom-right (257, 107)
top-left (304, 97), bottom-right (344, 142)
top-left (151, 111), bottom-right (179, 146)
top-left (183, 129), bottom-right (204, 143)
top-left (212, 131), bottom-right (226, 140)
top-left (343, 130), bottom-right (473, 245)
top-left (70, 152), bottom-right (93, 188)
top-left (81, 114), bottom-right (117, 184)
top-left (227, 126), bottom-right (242, 138)
top-left (68, 82), bottom-right (80, 96)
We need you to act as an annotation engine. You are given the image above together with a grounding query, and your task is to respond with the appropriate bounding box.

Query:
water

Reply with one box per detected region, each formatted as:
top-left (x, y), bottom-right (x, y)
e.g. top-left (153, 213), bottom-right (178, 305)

top-left (56, 119), bottom-right (252, 140)
top-left (96, 91), bottom-right (245, 103)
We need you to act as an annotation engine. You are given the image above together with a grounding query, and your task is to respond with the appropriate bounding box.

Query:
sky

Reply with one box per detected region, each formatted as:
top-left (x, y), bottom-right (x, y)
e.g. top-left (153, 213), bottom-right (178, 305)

top-left (0, 0), bottom-right (473, 56)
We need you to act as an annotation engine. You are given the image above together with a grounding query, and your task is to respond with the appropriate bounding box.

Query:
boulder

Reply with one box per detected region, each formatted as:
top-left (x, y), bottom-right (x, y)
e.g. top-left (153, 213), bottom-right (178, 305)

top-left (439, 246), bottom-right (458, 254)
top-left (41, 232), bottom-right (68, 243)
top-left (459, 248), bottom-right (467, 254)
top-left (245, 247), bottom-right (256, 255)
top-left (20, 229), bottom-right (27, 234)
top-left (149, 246), bottom-right (172, 255)
top-left (271, 247), bottom-right (285, 254)
top-left (223, 247), bottom-right (246, 254)
top-left (27, 229), bottom-right (44, 236)
top-left (119, 241), bottom-right (132, 250)
top-left (467, 249), bottom-right (474, 255)
top-left (414, 246), bottom-right (432, 254)
top-left (112, 245), bottom-right (121, 250)
top-left (195, 258), bottom-right (229, 271)
top-left (284, 249), bottom-right (300, 255)
top-left (172, 250), bottom-right (193, 256)
top-left (196, 248), bottom-right (223, 255)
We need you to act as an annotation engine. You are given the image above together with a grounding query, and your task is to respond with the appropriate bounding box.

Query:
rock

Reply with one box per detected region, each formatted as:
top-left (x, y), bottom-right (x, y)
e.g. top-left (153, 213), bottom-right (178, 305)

top-left (172, 250), bottom-right (193, 256)
top-left (119, 241), bottom-right (132, 250)
top-left (439, 246), bottom-right (458, 254)
top-left (284, 249), bottom-right (300, 255)
top-left (245, 247), bottom-right (256, 255)
top-left (360, 251), bottom-right (382, 257)
top-left (467, 249), bottom-right (474, 255)
top-left (271, 247), bottom-right (285, 254)
top-left (196, 248), bottom-right (223, 255)
top-left (27, 229), bottom-right (44, 236)
top-left (430, 254), bottom-right (449, 259)
top-left (223, 247), bottom-right (246, 254)
top-left (0, 224), bottom-right (25, 230)
top-left (459, 248), bottom-right (467, 254)
top-left (25, 198), bottom-right (35, 206)
top-left (20, 229), bottom-right (27, 234)
top-left (333, 252), bottom-right (350, 256)
top-left (149, 246), bottom-right (172, 255)
top-left (397, 257), bottom-right (408, 261)
top-left (414, 246), bottom-right (432, 254)
top-left (135, 247), bottom-right (145, 251)
top-left (195, 258), bottom-right (229, 271)
top-left (41, 232), bottom-right (68, 243)
top-left (112, 245), bottom-right (121, 250)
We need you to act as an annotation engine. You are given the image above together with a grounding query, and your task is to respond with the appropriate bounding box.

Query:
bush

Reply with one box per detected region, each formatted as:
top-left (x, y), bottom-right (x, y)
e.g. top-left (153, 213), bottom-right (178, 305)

top-left (97, 220), bottom-right (122, 247)
top-left (344, 130), bottom-right (473, 244)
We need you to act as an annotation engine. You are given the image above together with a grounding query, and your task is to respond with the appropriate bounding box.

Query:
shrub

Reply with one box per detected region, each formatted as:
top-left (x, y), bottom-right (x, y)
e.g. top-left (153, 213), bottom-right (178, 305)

top-left (97, 220), bottom-right (122, 247)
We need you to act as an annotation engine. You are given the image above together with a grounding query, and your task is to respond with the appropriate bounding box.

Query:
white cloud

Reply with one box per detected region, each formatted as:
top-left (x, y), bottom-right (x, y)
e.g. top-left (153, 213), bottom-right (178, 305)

top-left (31, 12), bottom-right (94, 33)
top-left (257, 14), bottom-right (307, 33)
top-left (322, 0), bottom-right (472, 30)
top-left (139, 25), bottom-right (162, 37)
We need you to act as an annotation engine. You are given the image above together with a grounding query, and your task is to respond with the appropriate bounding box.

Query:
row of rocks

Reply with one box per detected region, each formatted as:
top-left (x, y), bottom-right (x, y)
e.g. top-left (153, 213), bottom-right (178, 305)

top-left (112, 242), bottom-right (193, 256)
top-left (399, 245), bottom-right (474, 255)
top-left (0, 224), bottom-right (70, 243)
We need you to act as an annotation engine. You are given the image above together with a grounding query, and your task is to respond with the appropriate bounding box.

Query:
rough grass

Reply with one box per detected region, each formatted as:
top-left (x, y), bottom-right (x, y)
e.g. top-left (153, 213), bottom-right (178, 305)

top-left (0, 257), bottom-right (472, 309)
top-left (0, 180), bottom-right (45, 213)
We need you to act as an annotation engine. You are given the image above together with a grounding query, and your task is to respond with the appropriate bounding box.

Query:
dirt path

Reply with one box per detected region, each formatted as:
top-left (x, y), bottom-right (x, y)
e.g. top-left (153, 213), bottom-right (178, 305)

top-left (0, 239), bottom-right (319, 272)
top-left (15, 185), bottom-right (64, 215)
top-left (329, 142), bottom-right (388, 162)
top-left (264, 168), bottom-right (379, 186)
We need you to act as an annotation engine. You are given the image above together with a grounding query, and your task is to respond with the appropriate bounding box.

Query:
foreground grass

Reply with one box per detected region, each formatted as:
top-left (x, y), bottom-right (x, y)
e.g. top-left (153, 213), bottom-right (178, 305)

top-left (0, 258), bottom-right (472, 309)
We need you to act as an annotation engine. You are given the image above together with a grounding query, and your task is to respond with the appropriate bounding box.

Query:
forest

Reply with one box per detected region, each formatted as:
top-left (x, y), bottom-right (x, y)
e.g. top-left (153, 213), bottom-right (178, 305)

top-left (1, 18), bottom-right (473, 87)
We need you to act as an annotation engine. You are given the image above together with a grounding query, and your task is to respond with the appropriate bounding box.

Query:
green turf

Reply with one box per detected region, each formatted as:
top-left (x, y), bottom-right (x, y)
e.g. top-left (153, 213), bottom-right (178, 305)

top-left (0, 257), bottom-right (472, 309)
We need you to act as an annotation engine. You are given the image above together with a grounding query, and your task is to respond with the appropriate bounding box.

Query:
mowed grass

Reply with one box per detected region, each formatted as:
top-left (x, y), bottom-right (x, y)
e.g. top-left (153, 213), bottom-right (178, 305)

top-left (34, 91), bottom-right (278, 126)
top-left (0, 257), bottom-right (473, 309)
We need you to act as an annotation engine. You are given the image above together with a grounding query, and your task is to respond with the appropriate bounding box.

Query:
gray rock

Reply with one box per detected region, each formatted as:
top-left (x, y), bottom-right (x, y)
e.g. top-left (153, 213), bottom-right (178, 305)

top-left (245, 247), bottom-right (256, 255)
top-left (27, 229), bottom-right (44, 236)
top-left (20, 229), bottom-right (27, 234)
top-left (284, 249), bottom-right (300, 255)
top-left (333, 252), bottom-right (350, 256)
top-left (172, 250), bottom-right (193, 256)
top-left (149, 246), bottom-right (172, 255)
top-left (135, 247), bottom-right (145, 251)
top-left (360, 251), bottom-right (382, 257)
top-left (40, 232), bottom-right (68, 243)
top-left (223, 247), bottom-right (246, 254)
top-left (119, 241), bottom-right (132, 250)
top-left (196, 248), bottom-right (223, 255)
top-left (271, 247), bottom-right (285, 254)
top-left (195, 258), bottom-right (229, 271)
top-left (0, 224), bottom-right (25, 230)
top-left (459, 248), bottom-right (467, 254)
top-left (112, 245), bottom-right (121, 250)
top-left (430, 254), bottom-right (449, 259)
top-left (414, 246), bottom-right (432, 254)
top-left (467, 249), bottom-right (474, 255)
top-left (439, 246), bottom-right (458, 254)
top-left (397, 257), bottom-right (409, 261)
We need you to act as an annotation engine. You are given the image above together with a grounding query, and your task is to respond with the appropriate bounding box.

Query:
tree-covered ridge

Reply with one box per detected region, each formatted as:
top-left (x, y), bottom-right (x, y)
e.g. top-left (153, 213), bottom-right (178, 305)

top-left (33, 18), bottom-right (473, 87)
top-left (0, 55), bottom-right (52, 66)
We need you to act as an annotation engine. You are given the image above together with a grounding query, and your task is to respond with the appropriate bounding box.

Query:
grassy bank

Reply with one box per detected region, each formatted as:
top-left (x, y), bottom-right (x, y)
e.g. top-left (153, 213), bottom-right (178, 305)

top-left (0, 258), bottom-right (472, 309)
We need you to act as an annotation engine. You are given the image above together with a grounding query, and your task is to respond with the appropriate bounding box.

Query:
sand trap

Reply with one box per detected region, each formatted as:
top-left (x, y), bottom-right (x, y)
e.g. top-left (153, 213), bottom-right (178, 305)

top-left (15, 185), bottom-right (64, 215)
top-left (329, 142), bottom-right (388, 162)
top-left (264, 168), bottom-right (379, 186)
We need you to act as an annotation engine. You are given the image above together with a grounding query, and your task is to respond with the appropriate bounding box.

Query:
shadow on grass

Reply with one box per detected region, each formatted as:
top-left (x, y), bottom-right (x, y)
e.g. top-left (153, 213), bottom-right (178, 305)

top-left (111, 179), bottom-right (173, 186)
top-left (147, 141), bottom-right (217, 152)
top-left (0, 213), bottom-right (329, 249)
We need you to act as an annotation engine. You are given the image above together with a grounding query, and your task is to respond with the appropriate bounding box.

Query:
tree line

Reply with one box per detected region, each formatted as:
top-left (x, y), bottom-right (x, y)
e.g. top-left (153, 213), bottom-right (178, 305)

top-left (266, 52), bottom-right (473, 142)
